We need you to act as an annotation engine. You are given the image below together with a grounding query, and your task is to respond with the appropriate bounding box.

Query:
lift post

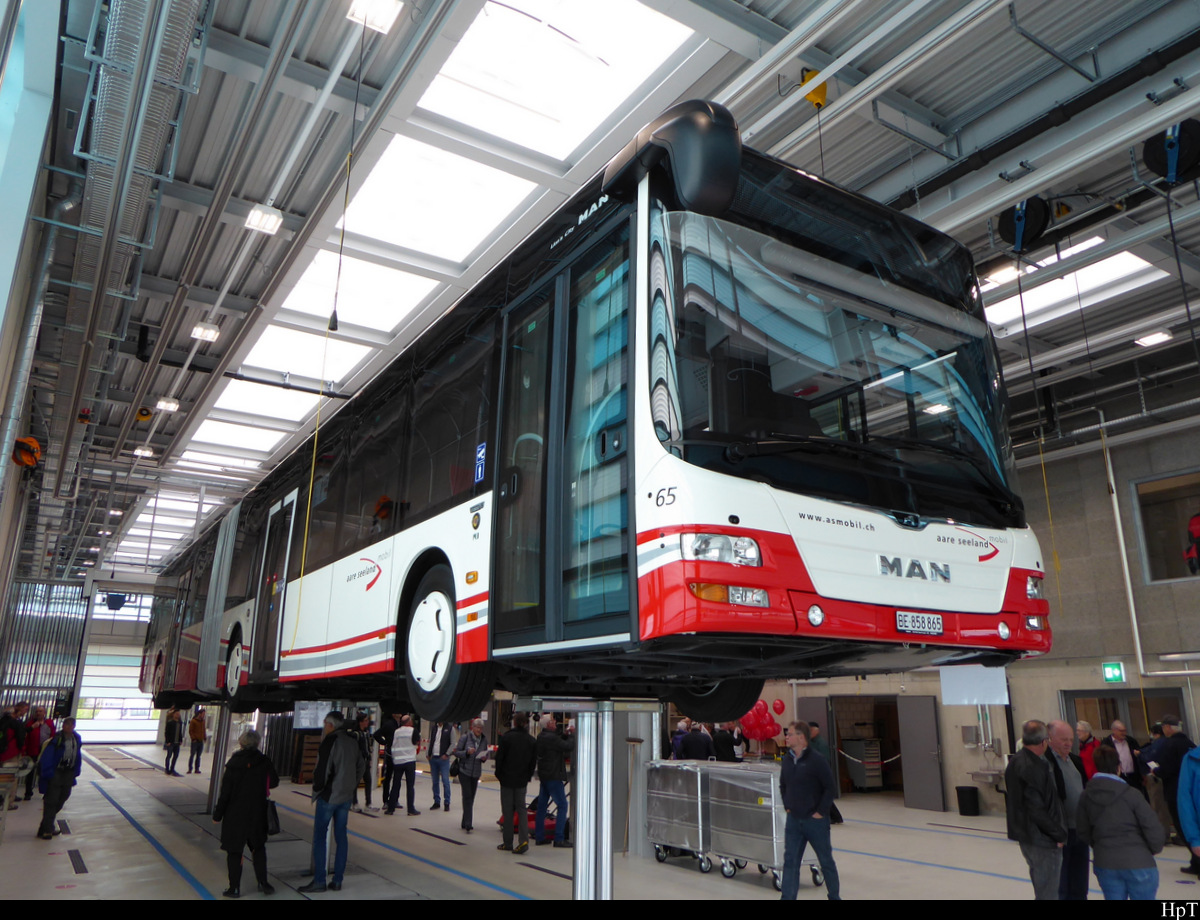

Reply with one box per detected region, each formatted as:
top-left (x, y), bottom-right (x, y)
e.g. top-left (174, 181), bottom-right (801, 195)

top-left (514, 696), bottom-right (662, 900)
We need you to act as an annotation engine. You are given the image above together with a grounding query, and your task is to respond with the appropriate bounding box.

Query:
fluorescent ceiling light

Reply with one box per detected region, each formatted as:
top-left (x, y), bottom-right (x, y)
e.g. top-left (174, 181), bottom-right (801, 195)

top-left (191, 419), bottom-right (285, 453)
top-left (191, 321), bottom-right (220, 342)
top-left (1135, 331), bottom-right (1173, 347)
top-left (923, 404), bottom-right (951, 415)
top-left (341, 134), bottom-right (536, 262)
top-left (179, 450), bottom-right (263, 471)
top-left (347, 0), bottom-right (403, 34)
top-left (109, 509), bottom-right (123, 516)
top-left (281, 250), bottom-right (437, 333)
top-left (133, 446), bottom-right (154, 458)
top-left (155, 397), bottom-right (179, 412)
top-left (243, 326), bottom-right (371, 383)
top-left (417, 0), bottom-right (692, 160)
top-left (245, 204), bottom-right (284, 235)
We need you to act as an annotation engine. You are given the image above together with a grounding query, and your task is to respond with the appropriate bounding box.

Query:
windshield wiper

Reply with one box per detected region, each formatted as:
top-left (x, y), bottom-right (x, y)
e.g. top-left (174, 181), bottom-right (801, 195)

top-left (722, 433), bottom-right (896, 465)
top-left (866, 435), bottom-right (1018, 507)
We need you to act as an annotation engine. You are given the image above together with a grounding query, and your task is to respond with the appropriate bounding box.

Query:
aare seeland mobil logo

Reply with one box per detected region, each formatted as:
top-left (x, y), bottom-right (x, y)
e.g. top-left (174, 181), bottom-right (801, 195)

top-left (346, 558), bottom-right (382, 591)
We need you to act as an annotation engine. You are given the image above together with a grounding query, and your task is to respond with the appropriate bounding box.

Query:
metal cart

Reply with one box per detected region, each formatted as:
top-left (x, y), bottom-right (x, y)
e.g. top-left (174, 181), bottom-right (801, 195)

top-left (646, 759), bottom-right (823, 890)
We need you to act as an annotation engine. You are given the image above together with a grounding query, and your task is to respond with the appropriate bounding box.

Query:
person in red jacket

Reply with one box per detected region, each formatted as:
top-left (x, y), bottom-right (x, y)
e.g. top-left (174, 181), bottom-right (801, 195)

top-left (23, 707), bottom-right (55, 799)
top-left (1076, 720), bottom-right (1100, 779)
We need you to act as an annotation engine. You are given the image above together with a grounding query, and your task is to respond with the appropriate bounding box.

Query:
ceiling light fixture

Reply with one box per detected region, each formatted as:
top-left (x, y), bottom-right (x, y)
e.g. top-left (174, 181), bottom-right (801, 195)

top-left (133, 446), bottom-right (154, 459)
top-left (1135, 331), bottom-right (1173, 347)
top-left (191, 321), bottom-right (220, 342)
top-left (347, 0), bottom-right (403, 34)
top-left (156, 397), bottom-right (180, 412)
top-left (244, 203), bottom-right (284, 235)
top-left (923, 403), bottom-right (951, 415)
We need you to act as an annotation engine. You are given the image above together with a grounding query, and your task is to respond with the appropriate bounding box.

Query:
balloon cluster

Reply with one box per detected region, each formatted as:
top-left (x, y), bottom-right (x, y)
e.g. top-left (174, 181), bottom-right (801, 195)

top-left (739, 699), bottom-right (786, 741)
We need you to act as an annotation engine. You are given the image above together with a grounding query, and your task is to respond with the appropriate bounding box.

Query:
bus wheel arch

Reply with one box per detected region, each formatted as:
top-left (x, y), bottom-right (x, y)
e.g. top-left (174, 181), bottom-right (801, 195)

top-left (664, 678), bottom-right (764, 722)
top-left (400, 560), bottom-right (495, 723)
top-left (224, 627), bottom-right (245, 703)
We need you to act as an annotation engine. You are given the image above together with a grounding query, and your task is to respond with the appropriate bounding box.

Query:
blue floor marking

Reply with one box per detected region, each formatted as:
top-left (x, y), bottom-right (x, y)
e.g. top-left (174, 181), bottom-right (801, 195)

top-left (274, 800), bottom-right (531, 899)
top-left (92, 781), bottom-right (215, 900)
top-left (845, 817), bottom-right (1008, 841)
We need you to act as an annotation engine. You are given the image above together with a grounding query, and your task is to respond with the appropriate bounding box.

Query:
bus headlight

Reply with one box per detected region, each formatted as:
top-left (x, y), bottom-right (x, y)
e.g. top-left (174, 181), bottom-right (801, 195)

top-left (1025, 615), bottom-right (1047, 630)
top-left (681, 533), bottom-right (762, 566)
top-left (997, 620), bottom-right (1011, 640)
top-left (1026, 576), bottom-right (1044, 599)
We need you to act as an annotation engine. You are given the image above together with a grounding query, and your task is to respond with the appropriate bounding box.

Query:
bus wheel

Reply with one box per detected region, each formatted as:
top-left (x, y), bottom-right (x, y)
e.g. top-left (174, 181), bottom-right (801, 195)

top-left (224, 633), bottom-right (244, 702)
top-left (665, 678), bottom-right (764, 722)
top-left (404, 565), bottom-right (495, 723)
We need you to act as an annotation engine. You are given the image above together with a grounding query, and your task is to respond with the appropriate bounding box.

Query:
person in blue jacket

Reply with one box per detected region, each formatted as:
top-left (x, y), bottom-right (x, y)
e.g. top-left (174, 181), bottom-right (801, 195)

top-left (1177, 739), bottom-right (1200, 878)
top-left (37, 717), bottom-right (81, 839)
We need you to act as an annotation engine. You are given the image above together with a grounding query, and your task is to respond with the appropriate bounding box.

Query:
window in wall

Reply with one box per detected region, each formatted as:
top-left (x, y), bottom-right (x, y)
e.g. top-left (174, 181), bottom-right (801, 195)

top-left (1135, 469), bottom-right (1200, 581)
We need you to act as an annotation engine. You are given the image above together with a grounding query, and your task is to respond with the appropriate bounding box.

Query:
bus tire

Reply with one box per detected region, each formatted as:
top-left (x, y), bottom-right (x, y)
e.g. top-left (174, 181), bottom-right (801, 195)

top-left (664, 678), bottom-right (764, 722)
top-left (403, 565), bottom-right (495, 723)
top-left (223, 630), bottom-right (246, 706)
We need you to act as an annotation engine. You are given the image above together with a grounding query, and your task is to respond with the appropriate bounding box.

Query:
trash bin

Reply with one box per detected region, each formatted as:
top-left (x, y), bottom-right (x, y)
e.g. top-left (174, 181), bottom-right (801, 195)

top-left (955, 785), bottom-right (980, 816)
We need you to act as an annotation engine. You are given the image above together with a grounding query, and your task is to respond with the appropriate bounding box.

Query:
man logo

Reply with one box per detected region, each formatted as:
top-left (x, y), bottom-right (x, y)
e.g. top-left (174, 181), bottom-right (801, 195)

top-left (879, 556), bottom-right (950, 582)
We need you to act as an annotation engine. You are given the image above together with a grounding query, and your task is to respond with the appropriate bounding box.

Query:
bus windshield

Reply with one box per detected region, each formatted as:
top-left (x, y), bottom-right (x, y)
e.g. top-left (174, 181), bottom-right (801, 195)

top-left (648, 200), bottom-right (1022, 530)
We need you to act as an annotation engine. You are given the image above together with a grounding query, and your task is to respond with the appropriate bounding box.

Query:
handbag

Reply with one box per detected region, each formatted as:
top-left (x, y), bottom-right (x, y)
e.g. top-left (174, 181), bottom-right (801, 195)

top-left (266, 799), bottom-right (281, 835)
top-left (449, 758), bottom-right (460, 778)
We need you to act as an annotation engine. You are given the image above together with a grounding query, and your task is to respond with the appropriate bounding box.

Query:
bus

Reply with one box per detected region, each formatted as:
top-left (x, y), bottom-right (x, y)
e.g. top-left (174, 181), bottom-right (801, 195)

top-left (140, 100), bottom-right (1050, 722)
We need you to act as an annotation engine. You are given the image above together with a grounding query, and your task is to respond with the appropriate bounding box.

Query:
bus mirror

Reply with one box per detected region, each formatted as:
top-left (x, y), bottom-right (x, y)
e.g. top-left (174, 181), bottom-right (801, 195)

top-left (602, 100), bottom-right (741, 217)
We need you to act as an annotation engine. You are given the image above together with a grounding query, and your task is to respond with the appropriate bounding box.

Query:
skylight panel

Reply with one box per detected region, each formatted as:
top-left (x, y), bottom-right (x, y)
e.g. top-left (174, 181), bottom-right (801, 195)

top-left (340, 133), bottom-right (536, 261)
top-left (417, 0), bottom-right (692, 160)
top-left (215, 380), bottom-right (320, 423)
top-left (178, 450), bottom-right (264, 471)
top-left (243, 326), bottom-right (371, 383)
top-left (985, 251), bottom-right (1170, 330)
top-left (191, 420), bottom-right (285, 453)
top-left (281, 250), bottom-right (438, 333)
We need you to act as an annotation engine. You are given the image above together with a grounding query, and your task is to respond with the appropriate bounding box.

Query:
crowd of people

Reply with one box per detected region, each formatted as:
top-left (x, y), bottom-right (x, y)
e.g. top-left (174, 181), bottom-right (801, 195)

top-left (1005, 715), bottom-right (1197, 900)
top-left (0, 701), bottom-right (82, 841)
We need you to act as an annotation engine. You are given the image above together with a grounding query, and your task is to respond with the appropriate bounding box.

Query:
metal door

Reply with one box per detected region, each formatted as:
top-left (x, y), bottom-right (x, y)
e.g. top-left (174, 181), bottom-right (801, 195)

top-left (251, 490), bottom-right (297, 678)
top-left (898, 694), bottom-right (946, 812)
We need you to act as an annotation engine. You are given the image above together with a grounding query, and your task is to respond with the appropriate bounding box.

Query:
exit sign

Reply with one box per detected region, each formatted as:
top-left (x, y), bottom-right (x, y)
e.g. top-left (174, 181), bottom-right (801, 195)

top-left (1102, 662), bottom-right (1126, 683)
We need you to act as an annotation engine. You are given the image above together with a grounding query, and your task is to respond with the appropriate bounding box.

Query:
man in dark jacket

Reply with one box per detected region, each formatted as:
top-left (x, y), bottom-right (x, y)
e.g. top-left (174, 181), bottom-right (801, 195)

top-left (1100, 720), bottom-right (1143, 790)
top-left (300, 711), bottom-right (364, 893)
top-left (1160, 714), bottom-right (1199, 875)
top-left (535, 714), bottom-right (574, 848)
top-left (371, 709), bottom-right (401, 804)
top-left (495, 713), bottom-right (537, 854)
top-left (1005, 719), bottom-right (1067, 899)
top-left (779, 720), bottom-right (840, 900)
top-left (679, 723), bottom-right (715, 760)
top-left (427, 721), bottom-right (454, 811)
top-left (37, 717), bottom-right (80, 839)
top-left (1045, 719), bottom-right (1088, 899)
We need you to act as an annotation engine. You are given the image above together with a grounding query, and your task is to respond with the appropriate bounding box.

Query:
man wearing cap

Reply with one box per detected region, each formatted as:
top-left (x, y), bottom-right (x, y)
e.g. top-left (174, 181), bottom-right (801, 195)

top-left (299, 710), bottom-right (364, 893)
top-left (1160, 715), bottom-right (1199, 876)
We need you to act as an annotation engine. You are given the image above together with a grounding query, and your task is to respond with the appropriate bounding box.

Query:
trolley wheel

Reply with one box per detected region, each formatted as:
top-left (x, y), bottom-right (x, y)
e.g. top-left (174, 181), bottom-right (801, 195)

top-left (721, 859), bottom-right (736, 878)
top-left (811, 866), bottom-right (824, 887)
top-left (654, 845), bottom-right (668, 863)
top-left (698, 855), bottom-right (713, 874)
top-left (758, 864), bottom-right (768, 874)
top-left (735, 859), bottom-right (747, 869)
top-left (772, 870), bottom-right (782, 892)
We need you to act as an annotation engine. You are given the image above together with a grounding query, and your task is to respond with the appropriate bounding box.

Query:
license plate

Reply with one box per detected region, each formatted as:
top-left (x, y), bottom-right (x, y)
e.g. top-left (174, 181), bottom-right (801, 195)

top-left (896, 611), bottom-right (943, 635)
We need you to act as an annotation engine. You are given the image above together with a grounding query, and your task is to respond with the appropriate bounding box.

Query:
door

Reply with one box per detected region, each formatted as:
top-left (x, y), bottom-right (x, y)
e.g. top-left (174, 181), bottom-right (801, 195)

top-left (897, 694), bottom-right (946, 812)
top-left (492, 288), bottom-right (555, 648)
top-left (251, 490), bottom-right (297, 679)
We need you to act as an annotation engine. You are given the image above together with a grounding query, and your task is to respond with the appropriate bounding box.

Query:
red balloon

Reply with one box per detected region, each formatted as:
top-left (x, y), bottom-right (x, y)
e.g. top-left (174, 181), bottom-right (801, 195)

top-left (772, 698), bottom-right (785, 715)
top-left (770, 720), bottom-right (783, 736)
top-left (754, 700), bottom-right (768, 716)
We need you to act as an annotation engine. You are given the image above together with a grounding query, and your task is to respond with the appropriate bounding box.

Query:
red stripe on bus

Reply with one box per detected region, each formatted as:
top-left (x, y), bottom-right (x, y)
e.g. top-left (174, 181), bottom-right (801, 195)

top-left (457, 622), bottom-right (487, 663)
top-left (456, 591), bottom-right (489, 610)
top-left (280, 625), bottom-right (396, 657)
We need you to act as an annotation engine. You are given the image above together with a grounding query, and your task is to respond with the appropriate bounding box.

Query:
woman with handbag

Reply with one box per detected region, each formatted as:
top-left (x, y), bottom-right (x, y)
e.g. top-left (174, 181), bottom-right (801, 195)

top-left (213, 729), bottom-right (279, 898)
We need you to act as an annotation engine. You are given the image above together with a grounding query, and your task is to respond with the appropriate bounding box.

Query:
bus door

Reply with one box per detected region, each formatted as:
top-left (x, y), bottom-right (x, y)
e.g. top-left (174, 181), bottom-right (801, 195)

top-left (492, 286), bottom-right (556, 650)
top-left (250, 489), bottom-right (297, 682)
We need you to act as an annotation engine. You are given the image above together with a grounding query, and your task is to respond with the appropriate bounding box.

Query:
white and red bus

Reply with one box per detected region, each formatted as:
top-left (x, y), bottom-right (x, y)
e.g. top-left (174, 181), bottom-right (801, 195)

top-left (140, 101), bottom-right (1050, 722)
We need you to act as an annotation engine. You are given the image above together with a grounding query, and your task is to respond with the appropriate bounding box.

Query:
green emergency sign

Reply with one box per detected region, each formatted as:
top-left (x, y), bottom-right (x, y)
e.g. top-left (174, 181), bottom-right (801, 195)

top-left (1102, 661), bottom-right (1126, 683)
